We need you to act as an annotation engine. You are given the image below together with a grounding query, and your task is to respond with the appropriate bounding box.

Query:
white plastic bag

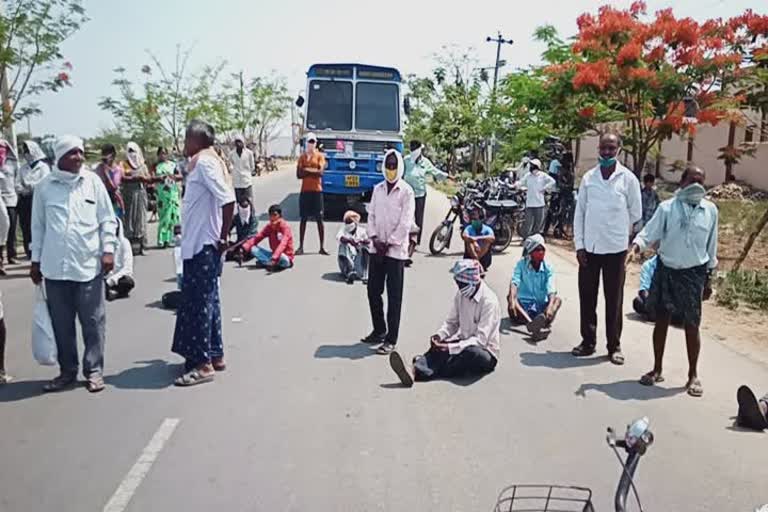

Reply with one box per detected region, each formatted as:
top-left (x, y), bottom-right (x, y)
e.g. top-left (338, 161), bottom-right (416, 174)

top-left (31, 285), bottom-right (57, 366)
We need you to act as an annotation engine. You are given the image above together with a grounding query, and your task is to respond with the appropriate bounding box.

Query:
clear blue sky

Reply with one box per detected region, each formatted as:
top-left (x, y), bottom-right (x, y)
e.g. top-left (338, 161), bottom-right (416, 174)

top-left (31, 0), bottom-right (755, 138)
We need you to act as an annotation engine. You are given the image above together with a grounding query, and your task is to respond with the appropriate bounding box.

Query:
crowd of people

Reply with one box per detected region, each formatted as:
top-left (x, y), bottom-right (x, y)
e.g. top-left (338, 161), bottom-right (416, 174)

top-left (0, 122), bottom-right (764, 431)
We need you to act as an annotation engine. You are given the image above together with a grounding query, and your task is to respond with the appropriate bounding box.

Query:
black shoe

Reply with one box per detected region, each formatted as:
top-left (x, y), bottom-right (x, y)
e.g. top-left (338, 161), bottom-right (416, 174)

top-left (405, 259), bottom-right (413, 268)
top-left (389, 351), bottom-right (414, 388)
top-left (572, 343), bottom-right (596, 357)
top-left (361, 332), bottom-right (386, 344)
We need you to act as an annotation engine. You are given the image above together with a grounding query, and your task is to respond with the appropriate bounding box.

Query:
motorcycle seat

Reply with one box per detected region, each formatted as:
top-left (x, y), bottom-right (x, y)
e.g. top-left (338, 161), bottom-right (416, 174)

top-left (484, 199), bottom-right (518, 210)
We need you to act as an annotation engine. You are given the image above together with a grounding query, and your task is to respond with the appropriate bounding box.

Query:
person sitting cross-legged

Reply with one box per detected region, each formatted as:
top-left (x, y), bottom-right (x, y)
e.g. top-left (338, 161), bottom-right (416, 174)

top-left (462, 207), bottom-right (495, 272)
top-left (239, 204), bottom-right (294, 271)
top-left (388, 259), bottom-right (500, 387)
top-left (507, 234), bottom-right (562, 339)
top-left (105, 219), bottom-right (135, 301)
top-left (337, 210), bottom-right (370, 284)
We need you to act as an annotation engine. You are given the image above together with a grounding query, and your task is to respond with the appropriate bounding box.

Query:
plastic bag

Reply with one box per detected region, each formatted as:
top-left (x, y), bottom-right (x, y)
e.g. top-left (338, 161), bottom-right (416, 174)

top-left (31, 285), bottom-right (57, 366)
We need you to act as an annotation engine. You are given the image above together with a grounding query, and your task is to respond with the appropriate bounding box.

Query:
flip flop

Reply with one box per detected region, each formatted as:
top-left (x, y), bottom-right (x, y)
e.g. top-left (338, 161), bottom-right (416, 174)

top-left (527, 314), bottom-right (548, 335)
top-left (43, 374), bottom-right (77, 393)
top-left (610, 351), bottom-right (626, 366)
top-left (85, 376), bottom-right (105, 393)
top-left (174, 369), bottom-right (215, 387)
top-left (376, 343), bottom-right (396, 355)
top-left (389, 351), bottom-right (414, 388)
top-left (639, 371), bottom-right (665, 386)
top-left (737, 385), bottom-right (768, 430)
top-left (686, 378), bottom-right (704, 398)
top-left (0, 372), bottom-right (13, 385)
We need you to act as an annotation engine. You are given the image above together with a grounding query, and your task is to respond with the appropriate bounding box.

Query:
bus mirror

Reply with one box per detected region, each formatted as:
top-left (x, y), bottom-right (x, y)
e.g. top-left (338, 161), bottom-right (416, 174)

top-left (295, 95), bottom-right (305, 108)
top-left (403, 96), bottom-right (412, 116)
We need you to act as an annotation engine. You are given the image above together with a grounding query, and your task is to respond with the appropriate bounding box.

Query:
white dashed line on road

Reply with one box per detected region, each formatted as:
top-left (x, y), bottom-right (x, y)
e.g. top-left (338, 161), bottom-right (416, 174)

top-left (102, 418), bottom-right (180, 512)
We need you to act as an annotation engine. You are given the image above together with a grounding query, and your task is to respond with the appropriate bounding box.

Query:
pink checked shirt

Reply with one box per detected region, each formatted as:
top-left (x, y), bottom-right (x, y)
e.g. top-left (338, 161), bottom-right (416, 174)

top-left (367, 179), bottom-right (415, 261)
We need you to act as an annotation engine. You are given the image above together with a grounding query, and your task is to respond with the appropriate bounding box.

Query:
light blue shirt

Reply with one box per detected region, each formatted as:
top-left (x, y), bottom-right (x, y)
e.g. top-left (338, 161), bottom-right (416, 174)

top-left (639, 255), bottom-right (658, 292)
top-left (633, 197), bottom-right (718, 270)
top-left (31, 169), bottom-right (118, 282)
top-left (403, 155), bottom-right (448, 198)
top-left (511, 258), bottom-right (556, 306)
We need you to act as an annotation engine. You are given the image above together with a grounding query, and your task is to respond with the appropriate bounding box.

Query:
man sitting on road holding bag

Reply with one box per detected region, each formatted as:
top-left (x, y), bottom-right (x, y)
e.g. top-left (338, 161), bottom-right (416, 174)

top-left (30, 135), bottom-right (118, 393)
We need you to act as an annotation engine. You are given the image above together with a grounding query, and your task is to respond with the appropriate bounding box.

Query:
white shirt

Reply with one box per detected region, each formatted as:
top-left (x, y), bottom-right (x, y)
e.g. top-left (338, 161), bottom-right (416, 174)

top-left (16, 160), bottom-right (50, 196)
top-left (31, 170), bottom-right (118, 282)
top-left (228, 148), bottom-right (255, 189)
top-left (517, 171), bottom-right (556, 208)
top-left (181, 153), bottom-right (236, 260)
top-left (367, 179), bottom-right (415, 261)
top-left (574, 163), bottom-right (642, 254)
top-left (436, 281), bottom-right (501, 360)
top-left (106, 233), bottom-right (133, 285)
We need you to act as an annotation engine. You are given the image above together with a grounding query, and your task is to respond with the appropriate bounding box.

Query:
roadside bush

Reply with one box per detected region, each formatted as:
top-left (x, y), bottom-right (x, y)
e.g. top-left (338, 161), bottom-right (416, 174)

top-left (716, 270), bottom-right (768, 311)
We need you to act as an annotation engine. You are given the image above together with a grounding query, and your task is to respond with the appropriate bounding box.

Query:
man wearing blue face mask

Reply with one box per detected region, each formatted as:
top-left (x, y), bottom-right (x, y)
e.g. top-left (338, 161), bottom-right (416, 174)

top-left (572, 133), bottom-right (642, 365)
top-left (629, 166), bottom-right (718, 398)
top-left (462, 207), bottom-right (495, 271)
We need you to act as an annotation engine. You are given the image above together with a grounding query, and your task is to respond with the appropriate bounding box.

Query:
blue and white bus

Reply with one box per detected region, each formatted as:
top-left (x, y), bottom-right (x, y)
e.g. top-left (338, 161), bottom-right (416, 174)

top-left (297, 63), bottom-right (408, 211)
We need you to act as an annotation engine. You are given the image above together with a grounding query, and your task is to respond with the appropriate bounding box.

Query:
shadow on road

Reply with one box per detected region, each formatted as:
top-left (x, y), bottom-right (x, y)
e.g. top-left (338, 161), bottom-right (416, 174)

top-left (105, 359), bottom-right (182, 390)
top-left (321, 272), bottom-right (348, 283)
top-left (520, 351), bottom-right (606, 369)
top-left (257, 193), bottom-right (300, 221)
top-left (0, 379), bottom-right (47, 402)
top-left (315, 343), bottom-right (377, 360)
top-left (575, 380), bottom-right (686, 401)
top-left (725, 416), bottom-right (768, 434)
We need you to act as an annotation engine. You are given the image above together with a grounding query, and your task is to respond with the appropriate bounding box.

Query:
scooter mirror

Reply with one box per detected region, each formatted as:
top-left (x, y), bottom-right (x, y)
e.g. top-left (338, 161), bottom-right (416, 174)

top-left (626, 417), bottom-right (651, 449)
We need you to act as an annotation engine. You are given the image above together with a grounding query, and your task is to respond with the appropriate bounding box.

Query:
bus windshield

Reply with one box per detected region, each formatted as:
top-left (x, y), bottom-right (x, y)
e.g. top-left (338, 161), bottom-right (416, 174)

top-left (355, 82), bottom-right (399, 132)
top-left (307, 80), bottom-right (352, 131)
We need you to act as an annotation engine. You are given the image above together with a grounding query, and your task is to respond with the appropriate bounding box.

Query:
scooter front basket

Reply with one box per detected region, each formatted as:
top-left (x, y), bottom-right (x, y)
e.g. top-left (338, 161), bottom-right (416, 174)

top-left (494, 484), bottom-right (594, 512)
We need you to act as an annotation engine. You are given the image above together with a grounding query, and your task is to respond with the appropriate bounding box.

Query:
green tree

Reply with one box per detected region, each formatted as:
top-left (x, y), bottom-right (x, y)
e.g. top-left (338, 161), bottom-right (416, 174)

top-left (0, 0), bottom-right (88, 137)
top-left (226, 74), bottom-right (290, 156)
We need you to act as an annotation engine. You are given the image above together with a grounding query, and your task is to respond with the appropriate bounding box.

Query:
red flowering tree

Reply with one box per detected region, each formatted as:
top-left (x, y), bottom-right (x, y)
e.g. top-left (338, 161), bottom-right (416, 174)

top-left (545, 2), bottom-right (766, 176)
top-left (0, 1), bottom-right (88, 134)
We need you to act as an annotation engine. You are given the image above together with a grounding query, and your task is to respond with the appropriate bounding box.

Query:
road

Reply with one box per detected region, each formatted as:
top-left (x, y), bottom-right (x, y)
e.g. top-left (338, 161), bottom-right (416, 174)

top-left (1, 167), bottom-right (767, 512)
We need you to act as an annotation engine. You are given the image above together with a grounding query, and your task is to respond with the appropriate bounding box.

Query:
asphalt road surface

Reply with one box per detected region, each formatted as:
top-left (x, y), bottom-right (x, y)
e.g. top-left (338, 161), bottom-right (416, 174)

top-left (1, 168), bottom-right (766, 512)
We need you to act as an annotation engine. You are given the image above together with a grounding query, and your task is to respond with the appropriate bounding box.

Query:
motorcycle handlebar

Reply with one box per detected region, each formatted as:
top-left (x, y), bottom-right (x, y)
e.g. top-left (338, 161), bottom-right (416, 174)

top-left (614, 451), bottom-right (640, 512)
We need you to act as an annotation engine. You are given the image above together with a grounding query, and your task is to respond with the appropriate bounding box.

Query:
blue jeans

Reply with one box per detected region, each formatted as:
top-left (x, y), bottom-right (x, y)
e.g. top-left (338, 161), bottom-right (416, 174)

top-left (252, 246), bottom-right (291, 269)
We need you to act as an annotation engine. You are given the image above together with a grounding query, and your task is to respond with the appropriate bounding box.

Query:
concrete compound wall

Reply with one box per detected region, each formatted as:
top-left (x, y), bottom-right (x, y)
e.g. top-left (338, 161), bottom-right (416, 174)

top-left (577, 123), bottom-right (768, 189)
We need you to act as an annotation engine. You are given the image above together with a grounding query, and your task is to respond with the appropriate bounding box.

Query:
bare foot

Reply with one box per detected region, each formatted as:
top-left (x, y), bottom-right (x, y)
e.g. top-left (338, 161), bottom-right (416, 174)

top-left (296, 248), bottom-right (304, 256)
top-left (319, 248), bottom-right (330, 256)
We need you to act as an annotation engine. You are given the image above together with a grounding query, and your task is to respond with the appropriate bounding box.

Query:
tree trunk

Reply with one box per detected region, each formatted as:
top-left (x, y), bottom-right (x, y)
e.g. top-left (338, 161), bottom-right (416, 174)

top-left (470, 143), bottom-right (477, 177)
top-left (725, 121), bottom-right (737, 182)
top-left (574, 138), bottom-right (581, 171)
top-left (655, 140), bottom-right (662, 178)
top-left (733, 205), bottom-right (768, 271)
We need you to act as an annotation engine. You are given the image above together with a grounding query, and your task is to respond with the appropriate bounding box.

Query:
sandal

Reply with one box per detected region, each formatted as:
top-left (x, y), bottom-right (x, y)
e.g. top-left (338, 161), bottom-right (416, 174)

top-left (376, 343), bottom-right (396, 355)
top-left (174, 369), bottom-right (215, 387)
top-left (639, 371), bottom-right (665, 386)
top-left (527, 314), bottom-right (548, 336)
top-left (85, 376), bottom-right (105, 393)
top-left (389, 351), bottom-right (414, 388)
top-left (572, 343), bottom-right (596, 357)
top-left (43, 374), bottom-right (77, 393)
top-left (0, 372), bottom-right (13, 385)
top-left (686, 377), bottom-right (704, 398)
top-left (610, 350), bottom-right (626, 366)
top-left (736, 385), bottom-right (768, 430)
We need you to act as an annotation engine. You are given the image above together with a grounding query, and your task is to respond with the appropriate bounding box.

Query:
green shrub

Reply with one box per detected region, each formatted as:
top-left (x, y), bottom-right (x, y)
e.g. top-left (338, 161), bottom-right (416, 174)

top-left (716, 270), bottom-right (768, 310)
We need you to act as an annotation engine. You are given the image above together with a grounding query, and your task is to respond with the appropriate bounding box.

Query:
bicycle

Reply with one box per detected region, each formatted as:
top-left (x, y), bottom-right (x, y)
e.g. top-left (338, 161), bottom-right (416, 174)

top-left (494, 417), bottom-right (653, 512)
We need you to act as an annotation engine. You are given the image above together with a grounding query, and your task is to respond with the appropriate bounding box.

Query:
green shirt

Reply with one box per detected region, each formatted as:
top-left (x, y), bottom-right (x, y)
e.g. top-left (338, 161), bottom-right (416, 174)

top-left (403, 155), bottom-right (448, 198)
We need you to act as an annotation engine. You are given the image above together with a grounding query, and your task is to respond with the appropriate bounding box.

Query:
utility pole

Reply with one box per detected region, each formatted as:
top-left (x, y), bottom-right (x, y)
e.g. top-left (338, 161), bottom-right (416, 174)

top-left (485, 32), bottom-right (513, 174)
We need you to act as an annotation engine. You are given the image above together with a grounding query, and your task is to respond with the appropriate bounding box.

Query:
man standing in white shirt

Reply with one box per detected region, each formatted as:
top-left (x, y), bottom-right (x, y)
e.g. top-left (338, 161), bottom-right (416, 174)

top-left (172, 120), bottom-right (235, 387)
top-left (228, 134), bottom-right (255, 204)
top-left (30, 135), bottom-right (118, 393)
top-left (362, 149), bottom-right (415, 355)
top-left (572, 134), bottom-right (642, 364)
top-left (516, 158), bottom-right (556, 237)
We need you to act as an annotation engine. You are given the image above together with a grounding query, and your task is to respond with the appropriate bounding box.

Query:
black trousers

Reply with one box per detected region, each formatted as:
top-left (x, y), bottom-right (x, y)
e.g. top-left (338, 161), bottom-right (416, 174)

top-left (414, 345), bottom-right (497, 381)
top-left (5, 206), bottom-right (17, 259)
top-left (367, 255), bottom-right (405, 344)
top-left (579, 251), bottom-right (626, 352)
top-left (17, 195), bottom-right (32, 257)
top-left (414, 195), bottom-right (426, 245)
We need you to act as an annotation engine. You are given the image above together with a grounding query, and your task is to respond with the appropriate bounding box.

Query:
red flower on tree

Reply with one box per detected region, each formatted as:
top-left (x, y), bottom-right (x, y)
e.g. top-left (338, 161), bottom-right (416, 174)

top-left (573, 60), bottom-right (612, 91)
top-left (578, 106), bottom-right (596, 118)
top-left (617, 41), bottom-right (642, 66)
top-left (57, 72), bottom-right (70, 83)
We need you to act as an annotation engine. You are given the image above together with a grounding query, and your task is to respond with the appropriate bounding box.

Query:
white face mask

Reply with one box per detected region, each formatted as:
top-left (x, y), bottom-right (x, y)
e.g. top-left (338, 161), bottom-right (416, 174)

top-left (52, 169), bottom-right (80, 184)
top-left (411, 147), bottom-right (422, 161)
top-left (344, 222), bottom-right (357, 234)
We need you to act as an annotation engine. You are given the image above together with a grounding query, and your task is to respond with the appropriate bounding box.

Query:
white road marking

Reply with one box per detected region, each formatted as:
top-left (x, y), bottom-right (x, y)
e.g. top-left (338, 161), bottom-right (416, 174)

top-left (102, 418), bottom-right (180, 512)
